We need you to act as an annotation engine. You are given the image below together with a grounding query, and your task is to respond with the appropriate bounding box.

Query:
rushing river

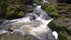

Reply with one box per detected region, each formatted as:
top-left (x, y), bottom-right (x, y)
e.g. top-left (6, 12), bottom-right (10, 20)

top-left (0, 4), bottom-right (58, 40)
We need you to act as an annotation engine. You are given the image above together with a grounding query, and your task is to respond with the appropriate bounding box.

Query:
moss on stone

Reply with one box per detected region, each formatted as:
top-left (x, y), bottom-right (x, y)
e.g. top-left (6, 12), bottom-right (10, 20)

top-left (0, 32), bottom-right (39, 40)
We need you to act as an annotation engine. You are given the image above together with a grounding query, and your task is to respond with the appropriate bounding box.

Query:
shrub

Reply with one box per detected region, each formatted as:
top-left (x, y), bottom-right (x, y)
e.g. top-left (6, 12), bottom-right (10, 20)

top-left (42, 3), bottom-right (60, 18)
top-left (0, 0), bottom-right (33, 19)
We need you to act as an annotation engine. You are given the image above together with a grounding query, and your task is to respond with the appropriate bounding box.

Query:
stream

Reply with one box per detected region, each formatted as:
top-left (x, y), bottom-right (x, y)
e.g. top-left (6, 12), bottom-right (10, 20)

top-left (0, 3), bottom-right (58, 40)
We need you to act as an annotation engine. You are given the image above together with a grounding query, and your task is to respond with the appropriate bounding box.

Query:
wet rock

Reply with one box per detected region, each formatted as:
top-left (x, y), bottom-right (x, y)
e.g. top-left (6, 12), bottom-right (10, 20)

top-left (0, 32), bottom-right (39, 40)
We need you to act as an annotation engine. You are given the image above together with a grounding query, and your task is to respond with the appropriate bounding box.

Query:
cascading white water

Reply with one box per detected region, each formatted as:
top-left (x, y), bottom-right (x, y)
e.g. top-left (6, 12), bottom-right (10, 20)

top-left (42, 0), bottom-right (50, 4)
top-left (0, 5), bottom-right (58, 40)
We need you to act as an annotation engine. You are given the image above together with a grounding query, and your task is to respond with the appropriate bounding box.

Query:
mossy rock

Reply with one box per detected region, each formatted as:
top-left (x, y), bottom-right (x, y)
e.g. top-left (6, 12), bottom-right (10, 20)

top-left (0, 32), bottom-right (39, 40)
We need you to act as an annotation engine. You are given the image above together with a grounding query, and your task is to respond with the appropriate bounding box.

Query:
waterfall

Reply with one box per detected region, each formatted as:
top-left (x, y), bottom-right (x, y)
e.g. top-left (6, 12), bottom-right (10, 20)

top-left (0, 4), bottom-right (58, 40)
top-left (42, 0), bottom-right (50, 4)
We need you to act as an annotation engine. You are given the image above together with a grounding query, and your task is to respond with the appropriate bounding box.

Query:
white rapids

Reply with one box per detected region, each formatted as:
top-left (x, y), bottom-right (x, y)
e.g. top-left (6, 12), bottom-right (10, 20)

top-left (0, 5), bottom-right (58, 40)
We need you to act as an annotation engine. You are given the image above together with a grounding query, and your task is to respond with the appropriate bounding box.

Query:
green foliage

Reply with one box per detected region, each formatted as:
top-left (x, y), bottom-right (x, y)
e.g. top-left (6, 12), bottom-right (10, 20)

top-left (56, 3), bottom-right (71, 11)
top-left (5, 5), bottom-right (25, 19)
top-left (57, 17), bottom-right (67, 27)
top-left (58, 31), bottom-right (68, 40)
top-left (42, 3), bottom-right (71, 18)
top-left (49, 21), bottom-right (66, 32)
top-left (42, 3), bottom-right (60, 18)
top-left (0, 0), bottom-right (33, 19)
top-left (33, 0), bottom-right (42, 5)
top-left (49, 21), bottom-right (68, 40)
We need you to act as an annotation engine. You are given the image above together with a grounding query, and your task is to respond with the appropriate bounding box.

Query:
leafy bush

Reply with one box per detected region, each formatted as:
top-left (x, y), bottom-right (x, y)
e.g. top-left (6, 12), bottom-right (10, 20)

top-left (0, 0), bottom-right (33, 19)
top-left (42, 3), bottom-right (60, 18)
top-left (5, 4), bottom-right (26, 19)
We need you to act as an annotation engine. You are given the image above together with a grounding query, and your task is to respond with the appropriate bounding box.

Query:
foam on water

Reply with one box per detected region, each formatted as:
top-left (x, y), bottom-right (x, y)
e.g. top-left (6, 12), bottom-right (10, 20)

top-left (0, 5), bottom-right (58, 40)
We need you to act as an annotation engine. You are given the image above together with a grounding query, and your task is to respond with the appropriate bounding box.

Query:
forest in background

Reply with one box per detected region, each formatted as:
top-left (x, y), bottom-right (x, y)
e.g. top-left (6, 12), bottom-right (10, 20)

top-left (0, 0), bottom-right (71, 40)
